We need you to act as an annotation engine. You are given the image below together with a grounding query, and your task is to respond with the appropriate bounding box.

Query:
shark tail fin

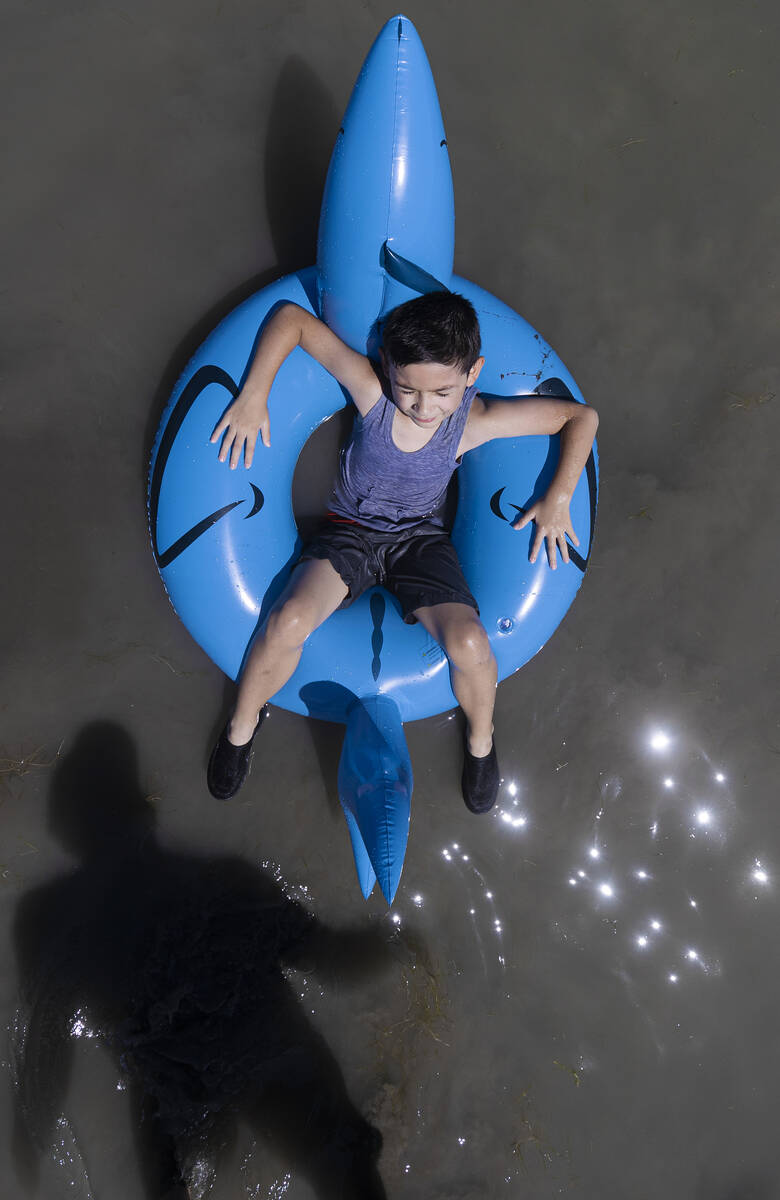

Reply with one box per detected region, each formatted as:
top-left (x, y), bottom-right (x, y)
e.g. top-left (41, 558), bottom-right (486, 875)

top-left (338, 695), bottom-right (412, 905)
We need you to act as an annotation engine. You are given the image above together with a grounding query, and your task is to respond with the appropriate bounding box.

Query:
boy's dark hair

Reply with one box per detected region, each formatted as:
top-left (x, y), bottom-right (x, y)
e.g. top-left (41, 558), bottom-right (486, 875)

top-left (381, 291), bottom-right (481, 373)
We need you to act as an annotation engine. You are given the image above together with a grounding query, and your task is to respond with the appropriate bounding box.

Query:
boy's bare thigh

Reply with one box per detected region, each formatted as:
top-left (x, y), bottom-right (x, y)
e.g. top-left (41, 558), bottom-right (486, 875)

top-left (270, 556), bottom-right (349, 635)
top-left (411, 601), bottom-right (487, 649)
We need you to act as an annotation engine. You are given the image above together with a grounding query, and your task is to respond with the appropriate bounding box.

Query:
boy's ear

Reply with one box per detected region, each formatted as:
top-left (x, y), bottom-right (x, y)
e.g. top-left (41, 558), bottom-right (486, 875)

top-left (467, 355), bottom-right (486, 385)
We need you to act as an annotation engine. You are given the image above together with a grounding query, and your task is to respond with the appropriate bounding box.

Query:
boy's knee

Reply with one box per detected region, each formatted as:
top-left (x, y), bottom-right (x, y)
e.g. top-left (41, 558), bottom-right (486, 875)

top-left (266, 599), bottom-right (316, 648)
top-left (445, 617), bottom-right (493, 670)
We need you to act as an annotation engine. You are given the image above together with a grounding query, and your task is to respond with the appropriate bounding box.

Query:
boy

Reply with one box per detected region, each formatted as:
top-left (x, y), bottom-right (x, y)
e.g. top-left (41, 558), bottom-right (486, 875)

top-left (207, 292), bottom-right (598, 812)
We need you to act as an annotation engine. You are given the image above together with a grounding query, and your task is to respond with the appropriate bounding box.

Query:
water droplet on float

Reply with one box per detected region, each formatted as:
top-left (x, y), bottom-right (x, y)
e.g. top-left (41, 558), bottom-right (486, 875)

top-left (497, 617), bottom-right (513, 634)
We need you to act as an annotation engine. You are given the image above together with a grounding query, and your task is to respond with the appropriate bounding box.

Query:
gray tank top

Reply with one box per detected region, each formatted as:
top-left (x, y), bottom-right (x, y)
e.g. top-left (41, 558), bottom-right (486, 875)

top-left (327, 383), bottom-right (479, 532)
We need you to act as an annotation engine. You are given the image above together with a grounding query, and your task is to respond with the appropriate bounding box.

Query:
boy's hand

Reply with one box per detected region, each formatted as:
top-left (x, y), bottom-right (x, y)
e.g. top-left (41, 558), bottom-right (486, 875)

top-left (512, 493), bottom-right (579, 570)
top-left (210, 393), bottom-right (270, 470)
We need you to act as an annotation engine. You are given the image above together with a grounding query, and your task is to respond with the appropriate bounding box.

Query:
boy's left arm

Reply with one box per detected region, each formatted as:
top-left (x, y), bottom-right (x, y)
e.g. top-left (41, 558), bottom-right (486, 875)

top-left (463, 394), bottom-right (599, 569)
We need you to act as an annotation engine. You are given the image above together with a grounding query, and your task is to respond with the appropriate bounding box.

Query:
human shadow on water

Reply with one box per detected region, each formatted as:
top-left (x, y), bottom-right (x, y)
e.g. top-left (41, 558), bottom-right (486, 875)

top-left (11, 722), bottom-right (390, 1200)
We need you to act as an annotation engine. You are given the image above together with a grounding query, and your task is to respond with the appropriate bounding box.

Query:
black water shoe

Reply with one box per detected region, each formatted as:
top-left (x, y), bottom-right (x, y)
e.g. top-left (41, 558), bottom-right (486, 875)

top-left (461, 740), bottom-right (499, 814)
top-left (207, 708), bottom-right (267, 800)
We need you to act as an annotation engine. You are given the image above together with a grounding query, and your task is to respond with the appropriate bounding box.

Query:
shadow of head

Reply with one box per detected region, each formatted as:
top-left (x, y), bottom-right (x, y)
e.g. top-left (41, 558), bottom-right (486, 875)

top-left (48, 721), bottom-right (155, 861)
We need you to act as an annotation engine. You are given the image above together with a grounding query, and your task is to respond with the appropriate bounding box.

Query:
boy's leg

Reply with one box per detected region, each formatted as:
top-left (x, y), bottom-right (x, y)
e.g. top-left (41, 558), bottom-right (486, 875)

top-left (208, 552), bottom-right (353, 800)
top-left (411, 603), bottom-right (497, 757)
top-left (383, 530), bottom-right (499, 808)
top-left (228, 557), bottom-right (349, 743)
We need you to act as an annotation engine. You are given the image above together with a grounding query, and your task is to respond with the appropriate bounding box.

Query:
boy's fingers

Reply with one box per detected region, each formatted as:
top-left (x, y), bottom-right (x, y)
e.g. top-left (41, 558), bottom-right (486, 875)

top-left (559, 535), bottom-right (570, 564)
top-left (529, 527), bottom-right (543, 563)
top-left (211, 416), bottom-right (230, 443)
top-left (547, 536), bottom-right (557, 570)
top-left (217, 431), bottom-right (232, 462)
top-left (229, 437), bottom-right (244, 470)
top-left (512, 510), bottom-right (532, 530)
top-left (244, 435), bottom-right (256, 469)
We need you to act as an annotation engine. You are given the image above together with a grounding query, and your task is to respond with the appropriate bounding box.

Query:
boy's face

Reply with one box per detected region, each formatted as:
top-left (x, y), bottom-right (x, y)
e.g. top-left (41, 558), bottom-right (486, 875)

top-left (380, 350), bottom-right (485, 430)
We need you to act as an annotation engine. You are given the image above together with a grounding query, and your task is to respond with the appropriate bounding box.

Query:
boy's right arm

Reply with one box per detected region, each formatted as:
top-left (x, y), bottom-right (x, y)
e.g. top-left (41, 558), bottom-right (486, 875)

top-left (210, 302), bottom-right (382, 469)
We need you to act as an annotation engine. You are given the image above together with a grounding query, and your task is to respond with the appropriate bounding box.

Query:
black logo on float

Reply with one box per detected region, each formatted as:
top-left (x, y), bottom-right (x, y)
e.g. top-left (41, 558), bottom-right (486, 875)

top-left (149, 366), bottom-right (265, 570)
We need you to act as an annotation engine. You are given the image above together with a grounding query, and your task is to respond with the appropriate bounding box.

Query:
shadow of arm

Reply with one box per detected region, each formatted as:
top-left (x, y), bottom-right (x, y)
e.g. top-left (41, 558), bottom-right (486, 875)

top-left (283, 920), bottom-right (396, 985)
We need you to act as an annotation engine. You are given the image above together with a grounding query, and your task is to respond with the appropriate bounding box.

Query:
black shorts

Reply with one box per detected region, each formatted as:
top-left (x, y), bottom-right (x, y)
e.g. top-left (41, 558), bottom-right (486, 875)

top-left (298, 518), bottom-right (479, 623)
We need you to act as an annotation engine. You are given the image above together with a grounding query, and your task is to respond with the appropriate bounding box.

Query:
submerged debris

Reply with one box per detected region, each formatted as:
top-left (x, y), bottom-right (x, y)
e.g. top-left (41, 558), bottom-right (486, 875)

top-left (0, 741), bottom-right (63, 782)
top-left (511, 1086), bottom-right (572, 1173)
top-left (553, 1059), bottom-right (582, 1088)
top-left (0, 740), bottom-right (64, 804)
top-left (727, 388), bottom-right (774, 410)
top-left (381, 934), bottom-right (451, 1051)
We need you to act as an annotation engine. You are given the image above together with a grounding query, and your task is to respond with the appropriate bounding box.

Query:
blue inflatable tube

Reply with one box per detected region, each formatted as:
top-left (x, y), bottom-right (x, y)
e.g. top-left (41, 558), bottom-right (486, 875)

top-left (148, 15), bottom-right (598, 904)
